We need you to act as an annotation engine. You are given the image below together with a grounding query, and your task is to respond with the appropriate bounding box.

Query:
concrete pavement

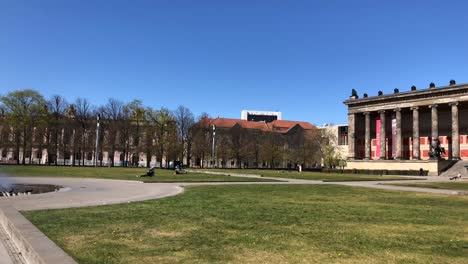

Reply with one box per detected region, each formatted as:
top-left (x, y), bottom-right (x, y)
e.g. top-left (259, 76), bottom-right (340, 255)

top-left (0, 177), bottom-right (184, 211)
top-left (1, 174), bottom-right (464, 213)
top-left (192, 170), bottom-right (468, 195)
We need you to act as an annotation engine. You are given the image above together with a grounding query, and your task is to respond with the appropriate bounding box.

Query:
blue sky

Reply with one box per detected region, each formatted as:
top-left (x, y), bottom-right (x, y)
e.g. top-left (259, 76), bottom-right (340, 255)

top-left (1, 0), bottom-right (468, 125)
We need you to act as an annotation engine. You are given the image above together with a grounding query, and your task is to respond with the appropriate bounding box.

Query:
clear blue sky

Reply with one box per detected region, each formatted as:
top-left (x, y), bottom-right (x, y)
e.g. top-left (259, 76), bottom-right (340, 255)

top-left (2, 0), bottom-right (468, 125)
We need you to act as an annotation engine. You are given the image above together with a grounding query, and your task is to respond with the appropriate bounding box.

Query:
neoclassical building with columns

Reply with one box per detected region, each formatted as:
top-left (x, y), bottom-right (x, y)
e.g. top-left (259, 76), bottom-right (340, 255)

top-left (343, 80), bottom-right (468, 175)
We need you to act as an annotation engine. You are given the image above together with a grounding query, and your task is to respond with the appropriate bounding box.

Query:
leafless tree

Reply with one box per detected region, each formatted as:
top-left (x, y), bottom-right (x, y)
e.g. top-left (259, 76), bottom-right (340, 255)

top-left (260, 132), bottom-right (285, 169)
top-left (174, 105), bottom-right (195, 166)
top-left (191, 113), bottom-right (211, 168)
top-left (100, 98), bottom-right (124, 166)
top-left (72, 98), bottom-right (94, 166)
top-left (47, 95), bottom-right (69, 165)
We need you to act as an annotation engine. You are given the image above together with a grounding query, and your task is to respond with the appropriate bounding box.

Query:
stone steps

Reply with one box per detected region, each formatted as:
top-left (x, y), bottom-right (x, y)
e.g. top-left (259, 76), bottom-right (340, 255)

top-left (439, 160), bottom-right (468, 178)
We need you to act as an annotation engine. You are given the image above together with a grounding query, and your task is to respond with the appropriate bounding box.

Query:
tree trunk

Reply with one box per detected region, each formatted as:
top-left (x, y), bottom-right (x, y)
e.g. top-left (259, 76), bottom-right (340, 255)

top-left (146, 151), bottom-right (151, 168)
top-left (15, 145), bottom-right (20, 165)
top-left (111, 145), bottom-right (115, 167)
top-left (22, 141), bottom-right (26, 164)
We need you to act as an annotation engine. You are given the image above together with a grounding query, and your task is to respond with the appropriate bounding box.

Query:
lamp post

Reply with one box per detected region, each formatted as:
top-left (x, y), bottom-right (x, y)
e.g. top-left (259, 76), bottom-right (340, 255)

top-left (211, 125), bottom-right (216, 168)
top-left (95, 114), bottom-right (100, 167)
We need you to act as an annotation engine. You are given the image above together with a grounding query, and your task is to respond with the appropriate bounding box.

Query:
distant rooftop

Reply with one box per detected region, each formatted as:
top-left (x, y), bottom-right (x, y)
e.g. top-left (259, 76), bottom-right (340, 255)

top-left (203, 117), bottom-right (315, 134)
top-left (241, 110), bottom-right (282, 122)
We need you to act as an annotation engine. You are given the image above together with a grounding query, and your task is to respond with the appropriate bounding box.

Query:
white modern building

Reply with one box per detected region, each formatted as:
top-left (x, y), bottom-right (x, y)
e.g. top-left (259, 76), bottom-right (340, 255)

top-left (241, 110), bottom-right (282, 123)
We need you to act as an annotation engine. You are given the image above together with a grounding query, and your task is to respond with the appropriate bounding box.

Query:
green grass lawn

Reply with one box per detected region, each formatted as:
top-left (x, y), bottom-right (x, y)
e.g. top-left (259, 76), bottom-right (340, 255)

top-left (0, 165), bottom-right (277, 183)
top-left (195, 168), bottom-right (423, 182)
top-left (385, 182), bottom-right (468, 192)
top-left (24, 185), bottom-right (468, 264)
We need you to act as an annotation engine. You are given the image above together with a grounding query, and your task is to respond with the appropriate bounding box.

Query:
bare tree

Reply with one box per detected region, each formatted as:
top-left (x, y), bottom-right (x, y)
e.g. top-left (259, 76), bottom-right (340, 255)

top-left (146, 107), bottom-right (175, 168)
top-left (174, 105), bottom-right (194, 166)
top-left (287, 128), bottom-right (321, 168)
top-left (190, 113), bottom-right (211, 168)
top-left (260, 132), bottom-right (285, 169)
top-left (127, 100), bottom-right (145, 166)
top-left (100, 98), bottom-right (124, 166)
top-left (47, 95), bottom-right (69, 165)
top-left (72, 98), bottom-right (94, 166)
top-left (228, 124), bottom-right (250, 168)
top-left (216, 133), bottom-right (231, 168)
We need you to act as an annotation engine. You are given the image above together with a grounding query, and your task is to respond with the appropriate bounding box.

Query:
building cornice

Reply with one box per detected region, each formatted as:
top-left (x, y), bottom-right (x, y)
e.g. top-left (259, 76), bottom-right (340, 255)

top-left (343, 83), bottom-right (468, 108)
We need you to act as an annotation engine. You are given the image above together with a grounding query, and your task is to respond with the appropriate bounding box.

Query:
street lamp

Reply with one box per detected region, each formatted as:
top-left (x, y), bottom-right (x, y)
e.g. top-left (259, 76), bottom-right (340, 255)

top-left (211, 125), bottom-right (216, 168)
top-left (95, 114), bottom-right (100, 167)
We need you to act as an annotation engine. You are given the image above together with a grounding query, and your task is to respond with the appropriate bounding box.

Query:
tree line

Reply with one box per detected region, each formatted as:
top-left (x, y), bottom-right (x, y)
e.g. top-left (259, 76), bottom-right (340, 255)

top-left (0, 89), bottom-right (196, 167)
top-left (0, 89), bottom-right (342, 168)
top-left (191, 121), bottom-right (324, 169)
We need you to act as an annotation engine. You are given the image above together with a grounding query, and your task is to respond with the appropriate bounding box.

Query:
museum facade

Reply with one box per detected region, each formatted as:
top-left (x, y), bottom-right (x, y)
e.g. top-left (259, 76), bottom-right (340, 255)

top-left (344, 80), bottom-right (468, 175)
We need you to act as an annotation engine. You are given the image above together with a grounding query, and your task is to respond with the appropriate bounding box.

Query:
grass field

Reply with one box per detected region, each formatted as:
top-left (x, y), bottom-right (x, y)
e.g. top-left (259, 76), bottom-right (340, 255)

top-left (385, 182), bottom-right (468, 191)
top-left (0, 166), bottom-right (277, 183)
top-left (24, 185), bottom-right (468, 264)
top-left (195, 168), bottom-right (423, 182)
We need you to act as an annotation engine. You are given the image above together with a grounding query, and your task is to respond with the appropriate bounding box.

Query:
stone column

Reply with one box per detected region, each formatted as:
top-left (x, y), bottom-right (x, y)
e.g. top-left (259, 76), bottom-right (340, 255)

top-left (429, 104), bottom-right (438, 149)
top-left (394, 108), bottom-right (402, 160)
top-left (364, 112), bottom-right (371, 160)
top-left (379, 110), bottom-right (386, 159)
top-left (411, 107), bottom-right (420, 159)
top-left (348, 113), bottom-right (355, 160)
top-left (450, 102), bottom-right (460, 160)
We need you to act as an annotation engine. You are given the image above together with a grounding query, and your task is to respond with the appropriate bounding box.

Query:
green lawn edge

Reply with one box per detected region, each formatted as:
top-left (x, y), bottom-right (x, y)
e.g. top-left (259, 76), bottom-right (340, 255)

top-left (193, 168), bottom-right (424, 182)
top-left (0, 165), bottom-right (278, 183)
top-left (384, 182), bottom-right (468, 191)
top-left (23, 184), bottom-right (468, 264)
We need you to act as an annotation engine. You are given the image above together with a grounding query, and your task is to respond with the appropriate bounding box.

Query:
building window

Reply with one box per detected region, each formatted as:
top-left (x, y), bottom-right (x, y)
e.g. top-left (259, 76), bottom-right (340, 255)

top-left (87, 152), bottom-right (93, 161)
top-left (36, 151), bottom-right (42, 159)
top-left (338, 126), bottom-right (348, 145)
top-left (231, 161), bottom-right (235, 166)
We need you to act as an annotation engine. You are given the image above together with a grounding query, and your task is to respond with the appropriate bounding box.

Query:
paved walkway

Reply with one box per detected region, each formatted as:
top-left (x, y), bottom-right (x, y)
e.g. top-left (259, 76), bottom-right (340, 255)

top-left (328, 180), bottom-right (468, 195)
top-left (190, 170), bottom-right (468, 195)
top-left (1, 174), bottom-right (466, 212)
top-left (0, 177), bottom-right (183, 211)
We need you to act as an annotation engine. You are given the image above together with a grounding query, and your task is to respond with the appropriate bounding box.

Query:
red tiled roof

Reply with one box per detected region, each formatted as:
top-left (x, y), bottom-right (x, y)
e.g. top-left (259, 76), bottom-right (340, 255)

top-left (203, 118), bottom-right (316, 133)
top-left (270, 120), bottom-right (316, 133)
top-left (210, 118), bottom-right (239, 128)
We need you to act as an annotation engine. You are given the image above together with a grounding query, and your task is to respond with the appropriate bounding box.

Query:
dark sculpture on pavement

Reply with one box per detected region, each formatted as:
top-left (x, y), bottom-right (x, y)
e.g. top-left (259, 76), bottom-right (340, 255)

top-left (429, 139), bottom-right (445, 159)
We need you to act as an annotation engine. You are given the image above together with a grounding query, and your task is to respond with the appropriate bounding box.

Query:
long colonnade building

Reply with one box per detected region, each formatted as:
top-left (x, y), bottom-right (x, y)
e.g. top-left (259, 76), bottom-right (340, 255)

top-left (344, 80), bottom-right (468, 175)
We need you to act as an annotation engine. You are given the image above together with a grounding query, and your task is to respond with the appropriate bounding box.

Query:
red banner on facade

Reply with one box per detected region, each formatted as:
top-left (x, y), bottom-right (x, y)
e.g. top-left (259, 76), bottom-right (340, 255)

top-left (376, 116), bottom-right (380, 158)
top-left (392, 113), bottom-right (396, 158)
